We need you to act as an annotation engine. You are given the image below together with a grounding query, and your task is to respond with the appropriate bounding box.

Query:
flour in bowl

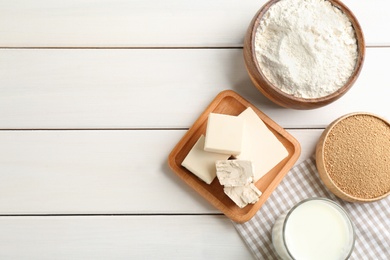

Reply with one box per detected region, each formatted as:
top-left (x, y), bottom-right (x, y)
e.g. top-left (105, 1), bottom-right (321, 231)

top-left (254, 0), bottom-right (358, 98)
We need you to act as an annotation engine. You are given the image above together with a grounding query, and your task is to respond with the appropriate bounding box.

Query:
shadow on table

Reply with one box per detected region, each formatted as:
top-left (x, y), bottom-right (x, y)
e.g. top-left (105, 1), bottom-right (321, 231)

top-left (225, 48), bottom-right (284, 111)
top-left (160, 160), bottom-right (218, 213)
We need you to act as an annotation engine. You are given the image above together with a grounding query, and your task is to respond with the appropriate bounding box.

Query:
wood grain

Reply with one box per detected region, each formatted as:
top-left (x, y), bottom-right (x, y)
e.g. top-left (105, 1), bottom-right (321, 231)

top-left (0, 129), bottom-right (319, 215)
top-left (0, 48), bottom-right (389, 129)
top-left (0, 215), bottom-right (253, 259)
top-left (168, 90), bottom-right (300, 222)
top-left (0, 0), bottom-right (387, 258)
top-left (0, 0), bottom-right (388, 47)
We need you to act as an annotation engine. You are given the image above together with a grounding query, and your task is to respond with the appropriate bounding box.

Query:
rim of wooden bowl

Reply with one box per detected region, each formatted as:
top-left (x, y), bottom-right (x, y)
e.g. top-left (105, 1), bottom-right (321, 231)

top-left (316, 112), bottom-right (390, 203)
top-left (243, 0), bottom-right (366, 110)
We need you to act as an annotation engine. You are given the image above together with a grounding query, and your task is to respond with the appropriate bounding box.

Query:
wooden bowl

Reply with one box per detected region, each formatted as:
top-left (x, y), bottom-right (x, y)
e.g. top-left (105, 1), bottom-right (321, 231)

top-left (316, 112), bottom-right (390, 202)
top-left (243, 0), bottom-right (365, 109)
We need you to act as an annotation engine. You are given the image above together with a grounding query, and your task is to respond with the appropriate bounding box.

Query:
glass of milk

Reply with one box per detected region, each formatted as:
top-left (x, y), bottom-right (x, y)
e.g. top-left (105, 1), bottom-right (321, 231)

top-left (272, 198), bottom-right (355, 260)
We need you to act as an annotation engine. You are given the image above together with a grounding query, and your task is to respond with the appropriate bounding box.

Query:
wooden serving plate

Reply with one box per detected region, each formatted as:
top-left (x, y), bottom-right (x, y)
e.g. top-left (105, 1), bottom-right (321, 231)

top-left (168, 90), bottom-right (301, 223)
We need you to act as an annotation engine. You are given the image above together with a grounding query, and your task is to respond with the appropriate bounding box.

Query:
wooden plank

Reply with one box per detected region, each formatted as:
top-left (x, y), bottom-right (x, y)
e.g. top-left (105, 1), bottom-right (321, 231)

top-left (0, 48), bottom-right (389, 129)
top-left (345, 1), bottom-right (389, 47)
top-left (0, 129), bottom-right (320, 214)
top-left (0, 215), bottom-right (253, 259)
top-left (0, 0), bottom-right (388, 47)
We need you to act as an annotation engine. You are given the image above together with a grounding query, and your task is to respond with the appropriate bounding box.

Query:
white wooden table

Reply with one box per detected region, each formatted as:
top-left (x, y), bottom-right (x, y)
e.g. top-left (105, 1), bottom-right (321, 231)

top-left (0, 1), bottom-right (389, 258)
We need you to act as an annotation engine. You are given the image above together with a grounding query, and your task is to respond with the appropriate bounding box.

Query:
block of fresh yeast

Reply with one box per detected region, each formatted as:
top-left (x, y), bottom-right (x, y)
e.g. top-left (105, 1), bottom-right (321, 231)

top-left (181, 135), bottom-right (230, 184)
top-left (204, 113), bottom-right (245, 155)
top-left (236, 107), bottom-right (288, 182)
top-left (216, 159), bottom-right (262, 208)
top-left (215, 160), bottom-right (254, 187)
top-left (224, 183), bottom-right (262, 208)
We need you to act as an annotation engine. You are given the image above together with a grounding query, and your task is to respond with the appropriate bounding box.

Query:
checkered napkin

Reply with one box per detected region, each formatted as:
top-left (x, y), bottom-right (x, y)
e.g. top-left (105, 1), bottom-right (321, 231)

top-left (233, 157), bottom-right (390, 259)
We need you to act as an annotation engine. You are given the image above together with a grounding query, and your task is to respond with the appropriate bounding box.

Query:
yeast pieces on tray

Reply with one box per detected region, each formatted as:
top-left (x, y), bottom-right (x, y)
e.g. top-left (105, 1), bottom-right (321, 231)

top-left (168, 90), bottom-right (301, 223)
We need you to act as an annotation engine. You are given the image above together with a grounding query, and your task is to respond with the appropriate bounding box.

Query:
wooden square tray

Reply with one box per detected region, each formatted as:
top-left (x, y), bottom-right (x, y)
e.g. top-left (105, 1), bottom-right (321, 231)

top-left (168, 90), bottom-right (301, 223)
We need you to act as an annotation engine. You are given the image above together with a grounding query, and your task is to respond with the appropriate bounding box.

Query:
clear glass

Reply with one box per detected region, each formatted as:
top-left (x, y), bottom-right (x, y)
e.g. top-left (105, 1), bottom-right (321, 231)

top-left (272, 198), bottom-right (355, 260)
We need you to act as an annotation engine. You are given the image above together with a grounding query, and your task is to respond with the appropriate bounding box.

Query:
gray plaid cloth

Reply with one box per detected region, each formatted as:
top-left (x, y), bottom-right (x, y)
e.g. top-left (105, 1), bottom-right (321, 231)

top-left (233, 157), bottom-right (390, 259)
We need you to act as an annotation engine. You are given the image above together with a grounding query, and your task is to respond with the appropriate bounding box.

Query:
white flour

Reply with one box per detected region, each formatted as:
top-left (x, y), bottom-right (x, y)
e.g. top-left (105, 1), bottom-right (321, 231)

top-left (254, 0), bottom-right (358, 98)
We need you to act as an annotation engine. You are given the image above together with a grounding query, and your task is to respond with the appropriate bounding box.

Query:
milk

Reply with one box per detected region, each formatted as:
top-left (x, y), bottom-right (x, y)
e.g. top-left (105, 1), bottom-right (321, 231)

top-left (272, 198), bottom-right (355, 260)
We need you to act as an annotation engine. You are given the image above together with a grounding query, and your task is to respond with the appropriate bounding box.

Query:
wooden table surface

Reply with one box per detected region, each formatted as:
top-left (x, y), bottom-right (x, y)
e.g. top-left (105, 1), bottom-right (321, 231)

top-left (0, 1), bottom-right (389, 259)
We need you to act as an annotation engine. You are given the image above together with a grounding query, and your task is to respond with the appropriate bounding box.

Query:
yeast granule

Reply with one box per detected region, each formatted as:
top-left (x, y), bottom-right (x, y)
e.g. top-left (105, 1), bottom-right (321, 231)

top-left (324, 114), bottom-right (390, 199)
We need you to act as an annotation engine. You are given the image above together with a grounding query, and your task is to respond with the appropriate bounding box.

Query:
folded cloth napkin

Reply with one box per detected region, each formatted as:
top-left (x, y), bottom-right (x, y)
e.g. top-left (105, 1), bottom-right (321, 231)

top-left (233, 157), bottom-right (390, 260)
